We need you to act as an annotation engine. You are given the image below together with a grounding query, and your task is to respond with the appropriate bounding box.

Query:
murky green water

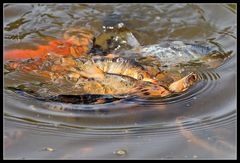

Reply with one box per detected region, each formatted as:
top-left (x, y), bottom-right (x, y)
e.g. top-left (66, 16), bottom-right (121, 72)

top-left (3, 3), bottom-right (236, 159)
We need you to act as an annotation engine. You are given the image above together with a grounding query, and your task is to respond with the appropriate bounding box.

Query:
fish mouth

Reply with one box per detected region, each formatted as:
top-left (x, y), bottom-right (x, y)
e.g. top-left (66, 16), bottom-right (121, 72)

top-left (184, 72), bottom-right (198, 86)
top-left (168, 72), bottom-right (198, 93)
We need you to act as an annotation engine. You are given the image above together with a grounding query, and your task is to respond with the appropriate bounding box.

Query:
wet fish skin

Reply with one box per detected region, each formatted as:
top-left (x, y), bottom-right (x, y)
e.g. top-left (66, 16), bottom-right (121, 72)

top-left (127, 41), bottom-right (222, 67)
top-left (91, 56), bottom-right (156, 83)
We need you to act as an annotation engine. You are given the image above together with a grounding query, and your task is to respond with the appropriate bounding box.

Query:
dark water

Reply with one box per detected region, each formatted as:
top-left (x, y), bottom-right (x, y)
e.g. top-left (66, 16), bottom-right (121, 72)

top-left (3, 3), bottom-right (236, 159)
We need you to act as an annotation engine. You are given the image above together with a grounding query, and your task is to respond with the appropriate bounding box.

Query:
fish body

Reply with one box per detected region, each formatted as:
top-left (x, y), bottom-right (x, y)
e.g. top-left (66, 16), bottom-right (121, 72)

top-left (91, 56), bottom-right (156, 83)
top-left (128, 41), bottom-right (221, 67)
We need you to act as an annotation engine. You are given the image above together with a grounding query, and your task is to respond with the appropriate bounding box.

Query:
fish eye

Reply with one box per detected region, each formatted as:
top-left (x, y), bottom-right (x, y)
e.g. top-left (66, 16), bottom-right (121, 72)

top-left (116, 57), bottom-right (124, 62)
top-left (137, 74), bottom-right (144, 80)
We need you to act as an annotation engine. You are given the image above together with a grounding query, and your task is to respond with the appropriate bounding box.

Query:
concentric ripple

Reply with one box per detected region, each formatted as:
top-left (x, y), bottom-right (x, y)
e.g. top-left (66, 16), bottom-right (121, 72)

top-left (4, 65), bottom-right (236, 137)
top-left (4, 3), bottom-right (236, 141)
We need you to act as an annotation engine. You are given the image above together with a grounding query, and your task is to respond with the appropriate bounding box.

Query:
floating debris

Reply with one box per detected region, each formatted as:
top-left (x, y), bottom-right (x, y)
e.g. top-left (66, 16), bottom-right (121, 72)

top-left (114, 149), bottom-right (127, 156)
top-left (42, 147), bottom-right (55, 152)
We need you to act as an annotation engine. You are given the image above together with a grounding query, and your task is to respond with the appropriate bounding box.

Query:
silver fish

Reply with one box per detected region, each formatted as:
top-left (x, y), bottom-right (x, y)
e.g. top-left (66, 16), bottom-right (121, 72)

top-left (125, 41), bottom-right (231, 67)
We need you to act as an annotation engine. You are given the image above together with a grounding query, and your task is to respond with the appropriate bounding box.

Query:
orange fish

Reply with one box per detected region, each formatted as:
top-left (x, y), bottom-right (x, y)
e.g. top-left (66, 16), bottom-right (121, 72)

top-left (4, 39), bottom-right (88, 61)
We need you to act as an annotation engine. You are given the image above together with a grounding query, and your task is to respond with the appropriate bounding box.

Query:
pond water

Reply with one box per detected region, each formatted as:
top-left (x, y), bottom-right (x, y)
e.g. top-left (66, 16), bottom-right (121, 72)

top-left (3, 3), bottom-right (236, 159)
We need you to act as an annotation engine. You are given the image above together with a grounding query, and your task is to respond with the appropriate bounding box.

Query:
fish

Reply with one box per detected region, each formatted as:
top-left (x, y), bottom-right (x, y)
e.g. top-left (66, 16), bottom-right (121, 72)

top-left (124, 41), bottom-right (232, 68)
top-left (91, 56), bottom-right (157, 83)
top-left (4, 27), bottom-right (95, 61)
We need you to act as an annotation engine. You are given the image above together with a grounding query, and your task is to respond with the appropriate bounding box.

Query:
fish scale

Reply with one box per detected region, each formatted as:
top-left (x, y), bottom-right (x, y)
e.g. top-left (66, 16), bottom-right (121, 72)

top-left (92, 57), bottom-right (150, 81)
top-left (128, 41), bottom-right (220, 67)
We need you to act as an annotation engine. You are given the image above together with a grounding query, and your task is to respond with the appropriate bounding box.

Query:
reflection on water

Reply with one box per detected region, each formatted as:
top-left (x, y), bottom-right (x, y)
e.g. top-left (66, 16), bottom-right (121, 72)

top-left (4, 3), bottom-right (236, 159)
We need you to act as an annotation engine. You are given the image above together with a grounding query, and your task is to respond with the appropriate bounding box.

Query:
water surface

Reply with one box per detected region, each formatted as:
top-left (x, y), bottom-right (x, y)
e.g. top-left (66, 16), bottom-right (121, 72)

top-left (3, 3), bottom-right (236, 159)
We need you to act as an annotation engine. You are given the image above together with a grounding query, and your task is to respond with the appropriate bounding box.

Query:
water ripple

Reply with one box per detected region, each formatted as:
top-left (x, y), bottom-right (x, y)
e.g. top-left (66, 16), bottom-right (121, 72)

top-left (3, 4), bottom-right (236, 143)
top-left (4, 68), bottom-right (235, 137)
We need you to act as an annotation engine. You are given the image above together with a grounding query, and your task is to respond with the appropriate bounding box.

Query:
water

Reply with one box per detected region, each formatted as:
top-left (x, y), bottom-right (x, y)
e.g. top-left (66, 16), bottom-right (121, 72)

top-left (3, 3), bottom-right (236, 159)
